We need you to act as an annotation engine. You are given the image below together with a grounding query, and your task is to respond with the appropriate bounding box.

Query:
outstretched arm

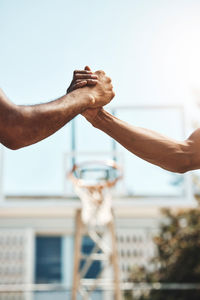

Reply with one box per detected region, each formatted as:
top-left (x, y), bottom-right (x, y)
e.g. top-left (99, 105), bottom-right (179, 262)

top-left (0, 69), bottom-right (114, 150)
top-left (0, 87), bottom-right (93, 150)
top-left (83, 108), bottom-right (200, 173)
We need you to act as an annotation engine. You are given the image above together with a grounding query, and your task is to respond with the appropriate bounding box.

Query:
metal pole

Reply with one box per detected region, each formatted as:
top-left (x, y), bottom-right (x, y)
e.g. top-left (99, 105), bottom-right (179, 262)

top-left (108, 218), bottom-right (123, 300)
top-left (72, 210), bottom-right (82, 300)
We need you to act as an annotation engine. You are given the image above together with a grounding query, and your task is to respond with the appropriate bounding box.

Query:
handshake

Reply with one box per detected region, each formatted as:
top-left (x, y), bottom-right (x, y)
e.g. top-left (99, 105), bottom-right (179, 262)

top-left (66, 66), bottom-right (115, 124)
top-left (0, 64), bottom-right (192, 174)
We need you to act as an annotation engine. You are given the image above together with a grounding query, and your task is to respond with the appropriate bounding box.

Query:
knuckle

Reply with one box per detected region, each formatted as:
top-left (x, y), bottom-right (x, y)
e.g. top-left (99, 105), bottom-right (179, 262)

top-left (110, 90), bottom-right (115, 98)
top-left (96, 70), bottom-right (105, 76)
top-left (74, 73), bottom-right (79, 79)
top-left (100, 70), bottom-right (105, 75)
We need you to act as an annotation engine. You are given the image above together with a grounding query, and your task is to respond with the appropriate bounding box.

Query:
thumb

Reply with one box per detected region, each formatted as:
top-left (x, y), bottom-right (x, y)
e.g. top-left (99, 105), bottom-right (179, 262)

top-left (85, 65), bottom-right (92, 71)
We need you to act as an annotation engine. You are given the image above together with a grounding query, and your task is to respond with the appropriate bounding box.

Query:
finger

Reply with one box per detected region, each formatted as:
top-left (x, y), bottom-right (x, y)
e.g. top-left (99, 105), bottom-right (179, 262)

top-left (71, 80), bottom-right (88, 90)
top-left (86, 79), bottom-right (98, 85)
top-left (74, 78), bottom-right (98, 85)
top-left (85, 66), bottom-right (92, 71)
top-left (106, 76), bottom-right (111, 83)
top-left (74, 73), bottom-right (98, 80)
top-left (74, 69), bottom-right (93, 74)
top-left (105, 83), bottom-right (113, 90)
top-left (74, 79), bottom-right (85, 83)
top-left (95, 70), bottom-right (106, 76)
top-left (110, 90), bottom-right (115, 98)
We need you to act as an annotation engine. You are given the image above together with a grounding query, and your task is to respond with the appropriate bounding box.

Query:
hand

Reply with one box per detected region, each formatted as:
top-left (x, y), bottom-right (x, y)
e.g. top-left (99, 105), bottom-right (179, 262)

top-left (67, 67), bottom-right (98, 94)
top-left (85, 69), bottom-right (115, 108)
top-left (81, 66), bottom-right (114, 124)
top-left (82, 107), bottom-right (100, 124)
top-left (67, 66), bottom-right (115, 108)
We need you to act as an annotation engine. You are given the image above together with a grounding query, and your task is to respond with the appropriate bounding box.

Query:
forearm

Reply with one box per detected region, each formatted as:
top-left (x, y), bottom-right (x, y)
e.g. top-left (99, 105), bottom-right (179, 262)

top-left (92, 109), bottom-right (192, 173)
top-left (0, 89), bottom-right (91, 149)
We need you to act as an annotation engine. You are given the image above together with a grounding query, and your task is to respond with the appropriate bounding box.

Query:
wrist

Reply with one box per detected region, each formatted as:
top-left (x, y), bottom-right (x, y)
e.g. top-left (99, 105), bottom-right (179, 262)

top-left (69, 89), bottom-right (95, 112)
top-left (91, 108), bottom-right (111, 128)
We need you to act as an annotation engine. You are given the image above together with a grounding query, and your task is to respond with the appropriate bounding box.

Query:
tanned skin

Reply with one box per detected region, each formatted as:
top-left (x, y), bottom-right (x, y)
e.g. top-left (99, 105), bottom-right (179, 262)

top-left (71, 67), bottom-right (200, 174)
top-left (0, 67), bottom-right (114, 150)
top-left (83, 109), bottom-right (197, 174)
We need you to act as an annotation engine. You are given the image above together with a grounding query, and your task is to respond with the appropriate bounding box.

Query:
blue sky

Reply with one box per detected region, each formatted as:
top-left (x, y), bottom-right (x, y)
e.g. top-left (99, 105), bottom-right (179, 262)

top-left (0, 0), bottom-right (200, 196)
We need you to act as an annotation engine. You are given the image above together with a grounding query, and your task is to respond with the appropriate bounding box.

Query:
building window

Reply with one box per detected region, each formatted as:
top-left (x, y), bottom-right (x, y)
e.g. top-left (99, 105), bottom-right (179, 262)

top-left (80, 236), bottom-right (101, 278)
top-left (35, 236), bottom-right (62, 283)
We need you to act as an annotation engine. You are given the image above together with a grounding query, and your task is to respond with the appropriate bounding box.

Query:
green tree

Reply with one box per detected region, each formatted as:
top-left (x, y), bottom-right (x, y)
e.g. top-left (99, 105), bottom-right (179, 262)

top-left (125, 208), bottom-right (200, 300)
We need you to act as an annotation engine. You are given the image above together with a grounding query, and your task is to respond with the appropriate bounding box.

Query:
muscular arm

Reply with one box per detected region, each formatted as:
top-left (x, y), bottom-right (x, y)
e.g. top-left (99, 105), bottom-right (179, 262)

top-left (0, 88), bottom-right (92, 150)
top-left (0, 68), bottom-right (114, 150)
top-left (88, 109), bottom-right (200, 173)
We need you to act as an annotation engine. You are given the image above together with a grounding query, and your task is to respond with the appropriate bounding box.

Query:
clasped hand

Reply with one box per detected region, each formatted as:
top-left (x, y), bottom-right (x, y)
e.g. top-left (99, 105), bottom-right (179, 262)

top-left (67, 66), bottom-right (115, 123)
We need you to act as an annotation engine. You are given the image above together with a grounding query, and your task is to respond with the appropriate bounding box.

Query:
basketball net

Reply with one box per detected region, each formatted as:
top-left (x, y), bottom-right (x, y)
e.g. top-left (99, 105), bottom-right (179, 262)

top-left (75, 185), bottom-right (113, 226)
top-left (69, 160), bottom-right (122, 226)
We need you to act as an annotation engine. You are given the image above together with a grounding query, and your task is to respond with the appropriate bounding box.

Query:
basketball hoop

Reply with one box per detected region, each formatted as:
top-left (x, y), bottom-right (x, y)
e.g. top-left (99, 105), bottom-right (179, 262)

top-left (70, 160), bottom-right (123, 300)
top-left (68, 160), bottom-right (122, 226)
